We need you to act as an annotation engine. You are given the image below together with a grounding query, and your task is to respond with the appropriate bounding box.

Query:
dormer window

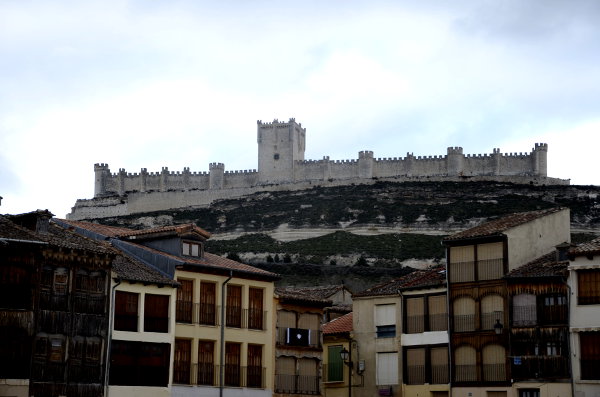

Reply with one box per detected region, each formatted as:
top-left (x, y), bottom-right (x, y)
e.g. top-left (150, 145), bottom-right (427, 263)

top-left (182, 241), bottom-right (202, 257)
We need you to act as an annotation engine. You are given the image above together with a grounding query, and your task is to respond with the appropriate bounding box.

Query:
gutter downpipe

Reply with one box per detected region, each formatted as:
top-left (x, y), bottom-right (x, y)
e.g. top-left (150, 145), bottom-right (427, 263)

top-left (563, 275), bottom-right (576, 397)
top-left (444, 242), bottom-right (453, 397)
top-left (220, 270), bottom-right (233, 397)
top-left (104, 277), bottom-right (121, 397)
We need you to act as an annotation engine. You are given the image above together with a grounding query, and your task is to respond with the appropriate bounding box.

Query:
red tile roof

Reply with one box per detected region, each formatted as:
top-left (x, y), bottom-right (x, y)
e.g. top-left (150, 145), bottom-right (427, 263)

top-left (443, 207), bottom-right (565, 242)
top-left (570, 237), bottom-right (600, 257)
top-left (60, 219), bottom-right (211, 239)
top-left (353, 265), bottom-right (446, 297)
top-left (505, 251), bottom-right (568, 279)
top-left (275, 287), bottom-right (333, 305)
top-left (323, 312), bottom-right (353, 335)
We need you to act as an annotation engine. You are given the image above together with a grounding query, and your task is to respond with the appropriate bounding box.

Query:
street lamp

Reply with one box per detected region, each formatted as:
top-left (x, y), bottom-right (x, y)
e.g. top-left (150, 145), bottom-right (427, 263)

top-left (494, 319), bottom-right (503, 335)
top-left (340, 346), bottom-right (353, 397)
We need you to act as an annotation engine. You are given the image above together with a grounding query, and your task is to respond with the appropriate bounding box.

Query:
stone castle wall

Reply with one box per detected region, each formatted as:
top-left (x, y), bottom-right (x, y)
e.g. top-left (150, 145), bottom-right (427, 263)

top-left (69, 119), bottom-right (566, 220)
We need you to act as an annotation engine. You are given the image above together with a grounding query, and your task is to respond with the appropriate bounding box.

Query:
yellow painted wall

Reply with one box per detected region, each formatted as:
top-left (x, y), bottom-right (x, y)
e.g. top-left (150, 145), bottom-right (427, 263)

top-left (174, 270), bottom-right (276, 392)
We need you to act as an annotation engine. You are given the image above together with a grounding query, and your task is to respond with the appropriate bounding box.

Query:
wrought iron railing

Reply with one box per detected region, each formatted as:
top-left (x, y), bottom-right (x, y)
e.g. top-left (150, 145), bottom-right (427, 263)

top-left (481, 311), bottom-right (503, 330)
top-left (275, 373), bottom-right (320, 394)
top-left (454, 314), bottom-right (475, 332)
top-left (511, 356), bottom-right (569, 380)
top-left (175, 301), bottom-right (267, 330)
top-left (482, 363), bottom-right (506, 382)
top-left (454, 364), bottom-right (477, 382)
top-left (173, 364), bottom-right (266, 388)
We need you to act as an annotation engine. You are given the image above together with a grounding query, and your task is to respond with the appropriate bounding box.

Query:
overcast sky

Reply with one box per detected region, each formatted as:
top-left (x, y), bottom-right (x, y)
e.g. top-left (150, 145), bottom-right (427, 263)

top-left (1, 0), bottom-right (599, 217)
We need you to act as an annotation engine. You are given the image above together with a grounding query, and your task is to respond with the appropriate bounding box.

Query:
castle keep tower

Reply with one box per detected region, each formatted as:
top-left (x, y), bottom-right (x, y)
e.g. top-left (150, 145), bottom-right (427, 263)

top-left (257, 118), bottom-right (306, 184)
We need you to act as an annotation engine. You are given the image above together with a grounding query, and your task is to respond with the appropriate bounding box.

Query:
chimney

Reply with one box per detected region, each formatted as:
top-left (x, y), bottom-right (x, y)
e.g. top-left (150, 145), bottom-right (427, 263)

top-left (555, 242), bottom-right (570, 262)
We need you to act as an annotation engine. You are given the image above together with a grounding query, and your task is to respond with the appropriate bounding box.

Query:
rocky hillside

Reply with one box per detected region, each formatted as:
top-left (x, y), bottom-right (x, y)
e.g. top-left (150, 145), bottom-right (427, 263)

top-left (89, 181), bottom-right (600, 290)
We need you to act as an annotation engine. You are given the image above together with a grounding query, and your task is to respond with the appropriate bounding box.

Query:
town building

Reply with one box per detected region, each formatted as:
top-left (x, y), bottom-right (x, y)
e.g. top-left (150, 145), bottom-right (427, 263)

top-left (273, 286), bottom-right (332, 397)
top-left (59, 219), bottom-right (279, 397)
top-left (1, 211), bottom-right (114, 397)
top-left (322, 312), bottom-right (354, 397)
top-left (351, 266), bottom-right (448, 397)
top-left (504, 248), bottom-right (572, 396)
top-left (443, 207), bottom-right (571, 397)
top-left (568, 237), bottom-right (600, 397)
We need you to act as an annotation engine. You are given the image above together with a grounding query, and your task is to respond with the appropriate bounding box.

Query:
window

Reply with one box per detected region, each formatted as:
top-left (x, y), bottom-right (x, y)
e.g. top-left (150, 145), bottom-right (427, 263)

top-left (225, 342), bottom-right (241, 386)
top-left (404, 294), bottom-right (447, 334)
top-left (226, 285), bottom-right (242, 328)
top-left (481, 294), bottom-right (504, 330)
top-left (144, 294), bottom-right (169, 333)
top-left (327, 345), bottom-right (344, 382)
top-left (513, 294), bottom-right (537, 326)
top-left (404, 346), bottom-right (448, 385)
top-left (578, 270), bottom-right (600, 305)
top-left (199, 282), bottom-right (216, 325)
top-left (580, 332), bottom-right (600, 380)
top-left (482, 344), bottom-right (506, 381)
top-left (298, 312), bottom-right (320, 348)
top-left (248, 287), bottom-right (264, 330)
top-left (405, 297), bottom-right (425, 334)
top-left (182, 241), bottom-right (202, 257)
top-left (376, 352), bottom-right (398, 385)
top-left (174, 339), bottom-right (191, 384)
top-left (298, 358), bottom-right (319, 394)
top-left (247, 344), bottom-right (263, 388)
top-left (375, 304), bottom-right (396, 338)
top-left (198, 340), bottom-right (215, 385)
top-left (405, 348), bottom-right (425, 384)
top-left (0, 263), bottom-right (32, 310)
top-left (519, 389), bottom-right (540, 397)
top-left (541, 293), bottom-right (567, 324)
top-left (176, 279), bottom-right (193, 323)
top-left (477, 242), bottom-right (504, 281)
top-left (449, 243), bottom-right (504, 283)
top-left (49, 337), bottom-right (66, 363)
top-left (53, 268), bottom-right (69, 295)
top-left (109, 341), bottom-right (171, 386)
top-left (453, 297), bottom-right (476, 332)
top-left (454, 346), bottom-right (476, 382)
top-left (449, 245), bottom-right (475, 283)
top-left (114, 291), bottom-right (139, 332)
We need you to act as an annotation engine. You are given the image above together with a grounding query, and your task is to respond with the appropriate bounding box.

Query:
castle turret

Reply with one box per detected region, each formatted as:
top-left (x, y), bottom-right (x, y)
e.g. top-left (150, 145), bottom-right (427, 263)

top-left (160, 167), bottom-right (169, 192)
top-left (492, 148), bottom-right (501, 176)
top-left (94, 163), bottom-right (110, 197)
top-left (140, 168), bottom-right (148, 192)
top-left (117, 168), bottom-right (127, 196)
top-left (446, 147), bottom-right (464, 176)
top-left (209, 162), bottom-right (225, 189)
top-left (532, 143), bottom-right (548, 177)
top-left (358, 151), bottom-right (374, 179)
top-left (257, 118), bottom-right (306, 184)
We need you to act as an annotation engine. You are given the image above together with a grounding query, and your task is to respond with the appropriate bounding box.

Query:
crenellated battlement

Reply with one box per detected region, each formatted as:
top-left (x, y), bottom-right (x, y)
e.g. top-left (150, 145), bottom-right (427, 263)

top-left (447, 146), bottom-right (464, 155)
top-left (81, 119), bottom-right (563, 216)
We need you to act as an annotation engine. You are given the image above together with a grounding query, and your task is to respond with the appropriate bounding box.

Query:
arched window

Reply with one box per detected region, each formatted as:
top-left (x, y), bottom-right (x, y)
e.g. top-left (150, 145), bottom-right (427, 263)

top-left (454, 346), bottom-right (476, 382)
top-left (513, 293), bottom-right (536, 326)
top-left (482, 344), bottom-right (506, 381)
top-left (454, 297), bottom-right (476, 332)
top-left (481, 294), bottom-right (504, 330)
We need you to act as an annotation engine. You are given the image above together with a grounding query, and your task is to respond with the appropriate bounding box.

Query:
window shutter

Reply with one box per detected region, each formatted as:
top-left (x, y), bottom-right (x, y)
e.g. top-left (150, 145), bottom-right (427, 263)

top-left (376, 352), bottom-right (398, 385)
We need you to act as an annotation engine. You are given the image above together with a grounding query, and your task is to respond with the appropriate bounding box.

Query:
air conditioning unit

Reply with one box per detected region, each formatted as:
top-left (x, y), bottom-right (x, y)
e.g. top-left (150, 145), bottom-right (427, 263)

top-left (286, 328), bottom-right (310, 346)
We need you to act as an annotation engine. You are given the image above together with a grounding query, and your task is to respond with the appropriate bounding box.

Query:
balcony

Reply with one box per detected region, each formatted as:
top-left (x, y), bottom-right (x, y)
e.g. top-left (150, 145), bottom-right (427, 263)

top-left (173, 364), bottom-right (266, 388)
top-left (454, 364), bottom-right (477, 382)
top-left (449, 258), bottom-right (503, 283)
top-left (431, 364), bottom-right (449, 384)
top-left (482, 363), bottom-right (506, 382)
top-left (406, 365), bottom-right (425, 385)
top-left (481, 311), bottom-right (503, 330)
top-left (175, 301), bottom-right (268, 330)
top-left (454, 314), bottom-right (475, 332)
top-left (406, 314), bottom-right (447, 334)
top-left (276, 327), bottom-right (321, 348)
top-left (511, 356), bottom-right (569, 380)
top-left (275, 373), bottom-right (320, 395)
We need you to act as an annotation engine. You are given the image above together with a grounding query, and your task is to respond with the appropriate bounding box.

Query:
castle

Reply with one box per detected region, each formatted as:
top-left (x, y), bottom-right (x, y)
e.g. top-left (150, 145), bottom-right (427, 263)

top-left (68, 118), bottom-right (568, 220)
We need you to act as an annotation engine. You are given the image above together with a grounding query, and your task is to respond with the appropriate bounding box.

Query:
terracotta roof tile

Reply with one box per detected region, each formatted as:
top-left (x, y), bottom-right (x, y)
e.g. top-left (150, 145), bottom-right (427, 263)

top-left (323, 312), bottom-right (353, 335)
top-left (0, 215), bottom-right (44, 242)
top-left (570, 237), bottom-right (600, 257)
top-left (443, 207), bottom-right (565, 242)
top-left (275, 287), bottom-right (333, 305)
top-left (112, 254), bottom-right (179, 286)
top-left (61, 219), bottom-right (211, 239)
top-left (505, 251), bottom-right (568, 279)
top-left (353, 265), bottom-right (446, 297)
